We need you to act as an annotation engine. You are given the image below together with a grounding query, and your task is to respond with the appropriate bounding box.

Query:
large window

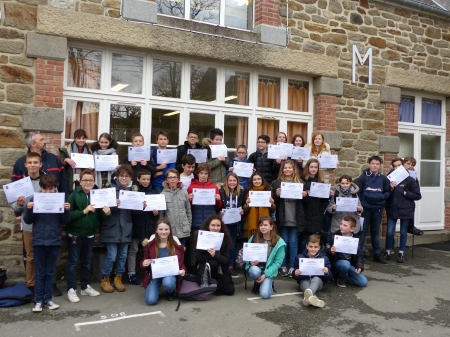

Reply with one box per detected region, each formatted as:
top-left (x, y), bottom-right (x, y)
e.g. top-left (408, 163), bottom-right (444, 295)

top-left (399, 95), bottom-right (442, 126)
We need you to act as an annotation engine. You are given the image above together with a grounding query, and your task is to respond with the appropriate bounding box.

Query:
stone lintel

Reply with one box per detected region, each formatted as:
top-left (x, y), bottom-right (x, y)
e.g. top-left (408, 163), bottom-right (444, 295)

top-left (253, 24), bottom-right (287, 47)
top-left (386, 67), bottom-right (450, 96)
top-left (26, 33), bottom-right (67, 60)
top-left (122, 0), bottom-right (157, 24)
top-left (313, 77), bottom-right (343, 97)
top-left (379, 135), bottom-right (400, 153)
top-left (380, 85), bottom-right (401, 104)
top-left (23, 107), bottom-right (64, 133)
top-left (320, 131), bottom-right (342, 151)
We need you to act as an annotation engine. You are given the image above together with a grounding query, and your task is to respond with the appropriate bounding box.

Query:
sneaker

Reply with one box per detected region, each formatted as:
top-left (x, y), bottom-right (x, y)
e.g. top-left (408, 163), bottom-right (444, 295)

top-left (229, 268), bottom-right (239, 279)
top-left (67, 288), bottom-right (80, 303)
top-left (45, 301), bottom-right (59, 310)
top-left (279, 266), bottom-right (288, 277)
top-left (32, 302), bottom-right (43, 312)
top-left (52, 283), bottom-right (62, 297)
top-left (288, 267), bottom-right (294, 278)
top-left (166, 292), bottom-right (174, 301)
top-left (251, 282), bottom-right (260, 295)
top-left (128, 274), bottom-right (140, 285)
top-left (408, 226), bottom-right (424, 236)
top-left (382, 251), bottom-right (391, 261)
top-left (373, 254), bottom-right (387, 264)
top-left (397, 252), bottom-right (405, 263)
top-left (309, 295), bottom-right (325, 308)
top-left (337, 278), bottom-right (346, 288)
top-left (302, 288), bottom-right (313, 306)
top-left (81, 285), bottom-right (100, 297)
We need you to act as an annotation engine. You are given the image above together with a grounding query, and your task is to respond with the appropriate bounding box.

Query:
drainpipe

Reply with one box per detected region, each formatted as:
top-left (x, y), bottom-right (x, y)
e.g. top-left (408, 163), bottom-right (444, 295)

top-left (372, 0), bottom-right (450, 18)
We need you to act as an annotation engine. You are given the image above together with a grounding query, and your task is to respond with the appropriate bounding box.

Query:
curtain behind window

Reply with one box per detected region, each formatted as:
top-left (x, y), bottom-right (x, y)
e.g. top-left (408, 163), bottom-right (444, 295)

top-left (398, 97), bottom-right (414, 123)
top-left (258, 79), bottom-right (280, 109)
top-left (422, 99), bottom-right (441, 126)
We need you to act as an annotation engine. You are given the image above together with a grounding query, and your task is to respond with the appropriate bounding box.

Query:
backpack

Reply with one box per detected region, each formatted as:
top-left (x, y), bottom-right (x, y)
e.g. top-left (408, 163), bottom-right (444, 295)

top-left (175, 274), bottom-right (217, 311)
top-left (0, 282), bottom-right (34, 307)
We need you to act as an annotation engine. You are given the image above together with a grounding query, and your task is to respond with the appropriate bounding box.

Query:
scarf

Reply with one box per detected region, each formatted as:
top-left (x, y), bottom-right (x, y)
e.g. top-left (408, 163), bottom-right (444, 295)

top-left (246, 185), bottom-right (271, 238)
top-left (93, 148), bottom-right (117, 189)
top-left (339, 185), bottom-right (352, 196)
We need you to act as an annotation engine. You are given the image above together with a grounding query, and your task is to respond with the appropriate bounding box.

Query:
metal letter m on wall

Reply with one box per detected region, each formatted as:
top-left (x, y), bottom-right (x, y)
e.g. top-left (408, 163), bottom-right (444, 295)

top-left (352, 45), bottom-right (372, 86)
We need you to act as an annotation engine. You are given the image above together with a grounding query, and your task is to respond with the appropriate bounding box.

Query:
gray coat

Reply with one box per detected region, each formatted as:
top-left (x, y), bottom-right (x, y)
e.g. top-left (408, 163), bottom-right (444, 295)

top-left (160, 181), bottom-right (192, 239)
top-left (327, 183), bottom-right (362, 234)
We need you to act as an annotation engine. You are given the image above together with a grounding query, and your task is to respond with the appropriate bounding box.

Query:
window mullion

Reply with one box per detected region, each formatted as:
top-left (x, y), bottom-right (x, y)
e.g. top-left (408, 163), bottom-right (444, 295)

top-left (220, 0), bottom-right (225, 26)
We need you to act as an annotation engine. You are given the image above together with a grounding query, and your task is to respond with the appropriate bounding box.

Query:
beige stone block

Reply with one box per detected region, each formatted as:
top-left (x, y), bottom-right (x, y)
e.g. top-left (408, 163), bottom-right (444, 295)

top-left (0, 65), bottom-right (33, 84)
top-left (425, 27), bottom-right (441, 39)
top-left (0, 149), bottom-right (27, 166)
top-left (0, 129), bottom-right (24, 148)
top-left (0, 41), bottom-right (24, 54)
top-left (80, 2), bottom-right (104, 15)
top-left (6, 85), bottom-right (34, 104)
top-left (4, 3), bottom-right (37, 31)
top-left (9, 56), bottom-right (34, 67)
top-left (0, 28), bottom-right (25, 40)
top-left (103, 0), bottom-right (120, 8)
top-left (0, 114), bottom-right (21, 127)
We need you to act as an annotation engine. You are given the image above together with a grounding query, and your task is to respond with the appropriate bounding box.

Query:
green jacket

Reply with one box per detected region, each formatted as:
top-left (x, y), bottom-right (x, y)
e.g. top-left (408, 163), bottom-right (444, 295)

top-left (67, 186), bottom-right (111, 237)
top-left (245, 235), bottom-right (286, 279)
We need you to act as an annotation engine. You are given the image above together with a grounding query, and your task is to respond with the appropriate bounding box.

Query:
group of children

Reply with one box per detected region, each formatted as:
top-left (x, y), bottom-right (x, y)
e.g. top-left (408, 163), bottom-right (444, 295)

top-left (11, 127), bottom-right (422, 311)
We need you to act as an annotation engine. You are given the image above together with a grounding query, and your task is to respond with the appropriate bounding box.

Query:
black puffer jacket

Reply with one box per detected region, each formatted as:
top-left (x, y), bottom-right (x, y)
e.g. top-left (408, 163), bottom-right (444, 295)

top-left (385, 176), bottom-right (421, 219)
top-left (176, 141), bottom-right (203, 173)
top-left (302, 177), bottom-right (330, 233)
top-left (248, 150), bottom-right (278, 184)
top-left (272, 179), bottom-right (305, 234)
top-left (131, 183), bottom-right (158, 239)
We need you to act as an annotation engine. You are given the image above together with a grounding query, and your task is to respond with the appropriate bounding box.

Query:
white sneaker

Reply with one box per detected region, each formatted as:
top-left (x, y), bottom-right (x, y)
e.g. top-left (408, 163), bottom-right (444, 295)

top-left (302, 288), bottom-right (313, 306)
top-left (45, 300), bottom-right (60, 310)
top-left (68, 288), bottom-right (80, 303)
top-left (288, 267), bottom-right (294, 278)
top-left (309, 295), bottom-right (325, 308)
top-left (32, 302), bottom-right (43, 312)
top-left (81, 285), bottom-right (100, 297)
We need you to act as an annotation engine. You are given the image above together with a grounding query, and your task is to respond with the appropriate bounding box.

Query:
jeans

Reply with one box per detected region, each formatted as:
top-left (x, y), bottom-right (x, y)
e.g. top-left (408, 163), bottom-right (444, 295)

top-left (33, 245), bottom-right (60, 304)
top-left (335, 260), bottom-right (368, 287)
top-left (299, 277), bottom-right (323, 296)
top-left (248, 266), bottom-right (273, 299)
top-left (152, 185), bottom-right (163, 194)
top-left (386, 218), bottom-right (410, 252)
top-left (298, 232), bottom-right (315, 254)
top-left (226, 224), bottom-right (237, 268)
top-left (280, 226), bottom-right (298, 268)
top-left (127, 238), bottom-right (140, 275)
top-left (145, 276), bottom-right (176, 305)
top-left (102, 243), bottom-right (129, 277)
top-left (359, 208), bottom-right (383, 255)
top-left (66, 235), bottom-right (94, 291)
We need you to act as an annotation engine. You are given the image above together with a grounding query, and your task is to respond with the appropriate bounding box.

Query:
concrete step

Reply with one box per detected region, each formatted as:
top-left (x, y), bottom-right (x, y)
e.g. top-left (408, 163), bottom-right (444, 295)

top-left (377, 230), bottom-right (450, 248)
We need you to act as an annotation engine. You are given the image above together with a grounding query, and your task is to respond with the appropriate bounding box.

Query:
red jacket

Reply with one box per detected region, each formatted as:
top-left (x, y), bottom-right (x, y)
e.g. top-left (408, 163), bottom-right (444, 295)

top-left (187, 178), bottom-right (222, 229)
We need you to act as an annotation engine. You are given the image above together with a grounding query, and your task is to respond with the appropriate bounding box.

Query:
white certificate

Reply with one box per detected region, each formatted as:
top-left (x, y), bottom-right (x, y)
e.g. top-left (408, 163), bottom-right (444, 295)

top-left (243, 243), bottom-right (268, 262)
top-left (209, 144), bottom-right (228, 158)
top-left (334, 235), bottom-right (359, 255)
top-left (221, 207), bottom-right (242, 224)
top-left (280, 182), bottom-right (303, 199)
top-left (90, 188), bottom-right (117, 208)
top-left (187, 149), bottom-right (207, 163)
top-left (291, 147), bottom-right (311, 161)
top-left (71, 153), bottom-right (94, 169)
top-left (128, 146), bottom-right (150, 162)
top-left (336, 197), bottom-right (358, 212)
top-left (151, 256), bottom-right (180, 279)
top-left (144, 194), bottom-right (167, 211)
top-left (233, 161), bottom-right (254, 178)
top-left (94, 155), bottom-right (119, 171)
top-left (309, 182), bottom-right (331, 199)
top-left (387, 165), bottom-right (410, 185)
top-left (248, 191), bottom-right (271, 207)
top-left (409, 170), bottom-right (418, 180)
top-left (299, 258), bottom-right (324, 276)
top-left (267, 144), bottom-right (284, 159)
top-left (156, 149), bottom-right (177, 164)
top-left (180, 175), bottom-right (193, 190)
top-left (118, 190), bottom-right (145, 210)
top-left (4, 177), bottom-right (34, 203)
top-left (33, 192), bottom-right (65, 213)
top-left (318, 154), bottom-right (338, 169)
top-left (277, 142), bottom-right (294, 158)
top-left (192, 188), bottom-right (216, 205)
top-left (196, 230), bottom-right (224, 251)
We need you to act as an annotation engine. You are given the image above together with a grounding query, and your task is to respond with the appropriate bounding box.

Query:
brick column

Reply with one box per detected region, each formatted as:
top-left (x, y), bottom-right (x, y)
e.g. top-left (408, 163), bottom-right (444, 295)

top-left (254, 0), bottom-right (280, 27)
top-left (383, 103), bottom-right (399, 174)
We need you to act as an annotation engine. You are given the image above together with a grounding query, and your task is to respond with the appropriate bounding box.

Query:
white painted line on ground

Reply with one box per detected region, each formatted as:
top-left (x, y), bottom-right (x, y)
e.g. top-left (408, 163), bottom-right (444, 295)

top-left (247, 291), bottom-right (302, 303)
top-left (74, 311), bottom-right (165, 331)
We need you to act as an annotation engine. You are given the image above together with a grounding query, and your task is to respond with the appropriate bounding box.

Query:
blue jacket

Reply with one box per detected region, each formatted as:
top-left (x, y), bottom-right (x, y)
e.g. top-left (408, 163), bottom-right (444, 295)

top-left (245, 235), bottom-right (286, 279)
top-left (150, 149), bottom-right (176, 188)
top-left (385, 176), bottom-right (421, 219)
top-left (357, 169), bottom-right (391, 209)
top-left (292, 250), bottom-right (333, 283)
top-left (228, 157), bottom-right (249, 188)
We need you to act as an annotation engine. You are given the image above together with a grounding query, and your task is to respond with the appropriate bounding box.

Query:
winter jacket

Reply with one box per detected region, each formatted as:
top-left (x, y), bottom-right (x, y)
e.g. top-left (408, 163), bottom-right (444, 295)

top-left (247, 150), bottom-right (278, 184)
top-left (302, 177), bottom-right (330, 233)
top-left (272, 179), bottom-right (305, 234)
top-left (59, 142), bottom-right (92, 192)
top-left (228, 157), bottom-right (250, 188)
top-left (219, 186), bottom-right (245, 227)
top-left (385, 176), bottom-right (421, 219)
top-left (292, 250), bottom-right (333, 283)
top-left (160, 181), bottom-right (192, 239)
top-left (123, 154), bottom-right (157, 182)
top-left (176, 141), bottom-right (203, 173)
top-left (187, 179), bottom-right (222, 229)
top-left (99, 178), bottom-right (133, 244)
top-left (140, 239), bottom-right (186, 290)
top-left (23, 194), bottom-right (71, 247)
top-left (245, 235), bottom-right (286, 279)
top-left (131, 183), bottom-right (158, 239)
top-left (150, 148), bottom-right (176, 189)
top-left (302, 142), bottom-right (331, 168)
top-left (67, 185), bottom-right (111, 237)
top-left (356, 169), bottom-right (391, 209)
top-left (203, 138), bottom-right (230, 185)
top-left (327, 230), bottom-right (365, 273)
top-left (327, 183), bottom-right (362, 234)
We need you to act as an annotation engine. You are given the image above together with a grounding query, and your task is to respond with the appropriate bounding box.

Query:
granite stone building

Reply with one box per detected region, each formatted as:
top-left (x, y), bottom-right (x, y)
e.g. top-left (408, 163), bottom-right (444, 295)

top-left (0, 0), bottom-right (449, 280)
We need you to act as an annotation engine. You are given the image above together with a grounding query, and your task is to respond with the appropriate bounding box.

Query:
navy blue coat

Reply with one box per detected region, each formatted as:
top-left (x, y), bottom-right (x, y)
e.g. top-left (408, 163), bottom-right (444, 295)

top-left (357, 169), bottom-right (391, 209)
top-left (385, 176), bottom-right (421, 219)
top-left (292, 250), bottom-right (333, 283)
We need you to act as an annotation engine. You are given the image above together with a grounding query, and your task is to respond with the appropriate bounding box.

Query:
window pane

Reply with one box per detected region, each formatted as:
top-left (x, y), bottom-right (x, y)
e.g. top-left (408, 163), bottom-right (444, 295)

top-left (190, 113), bottom-right (215, 140)
top-left (151, 108), bottom-right (180, 145)
top-left (224, 115), bottom-right (248, 148)
top-left (156, 0), bottom-right (185, 17)
top-left (419, 162), bottom-right (440, 187)
top-left (65, 100), bottom-right (99, 141)
top-left (110, 104), bottom-right (141, 143)
top-left (225, 0), bottom-right (252, 30)
top-left (225, 70), bottom-right (249, 106)
top-left (191, 0), bottom-right (220, 24)
top-left (398, 133), bottom-right (414, 159)
top-left (398, 96), bottom-right (414, 123)
top-left (190, 65), bottom-right (217, 102)
top-left (288, 80), bottom-right (309, 112)
top-left (421, 135), bottom-right (440, 160)
top-left (153, 60), bottom-right (182, 98)
top-left (111, 54), bottom-right (143, 94)
top-left (258, 76), bottom-right (280, 109)
top-left (67, 47), bottom-right (101, 89)
top-left (257, 118), bottom-right (279, 142)
top-left (422, 99), bottom-right (441, 126)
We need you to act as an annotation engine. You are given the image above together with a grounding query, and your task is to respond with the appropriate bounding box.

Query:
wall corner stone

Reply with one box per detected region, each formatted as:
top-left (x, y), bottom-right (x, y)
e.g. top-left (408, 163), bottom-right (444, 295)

top-left (313, 77), bottom-right (343, 97)
top-left (122, 0), bottom-right (158, 24)
top-left (379, 136), bottom-right (400, 153)
top-left (23, 107), bottom-right (64, 133)
top-left (380, 85), bottom-right (401, 104)
top-left (26, 33), bottom-right (67, 61)
top-left (254, 24), bottom-right (287, 47)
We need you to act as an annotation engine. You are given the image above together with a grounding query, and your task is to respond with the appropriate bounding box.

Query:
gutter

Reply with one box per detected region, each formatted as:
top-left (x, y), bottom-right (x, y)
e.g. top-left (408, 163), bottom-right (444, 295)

top-left (372, 0), bottom-right (450, 18)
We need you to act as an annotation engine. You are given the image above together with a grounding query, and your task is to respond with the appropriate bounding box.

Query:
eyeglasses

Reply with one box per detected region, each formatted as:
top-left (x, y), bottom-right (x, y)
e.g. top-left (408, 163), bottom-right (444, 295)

top-left (237, 152), bottom-right (247, 154)
top-left (81, 180), bottom-right (95, 183)
top-left (119, 175), bottom-right (131, 178)
top-left (167, 176), bottom-right (178, 180)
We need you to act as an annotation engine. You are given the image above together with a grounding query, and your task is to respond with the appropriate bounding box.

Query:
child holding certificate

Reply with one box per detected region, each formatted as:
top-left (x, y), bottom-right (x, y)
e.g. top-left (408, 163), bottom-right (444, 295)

top-left (291, 134), bottom-right (305, 177)
top-left (292, 234), bottom-right (332, 308)
top-left (228, 145), bottom-right (250, 188)
top-left (272, 160), bottom-right (305, 277)
top-left (123, 132), bottom-right (156, 184)
top-left (151, 131), bottom-right (176, 193)
top-left (140, 219), bottom-right (186, 305)
top-left (91, 132), bottom-right (119, 189)
top-left (246, 216), bottom-right (285, 298)
top-left (205, 128), bottom-right (230, 185)
top-left (194, 214), bottom-right (235, 296)
top-left (24, 175), bottom-right (71, 312)
top-left (248, 135), bottom-right (277, 184)
top-left (302, 132), bottom-right (331, 168)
